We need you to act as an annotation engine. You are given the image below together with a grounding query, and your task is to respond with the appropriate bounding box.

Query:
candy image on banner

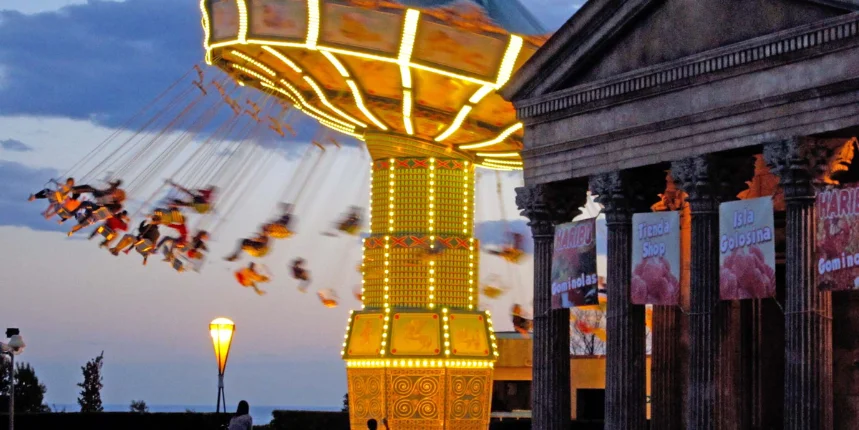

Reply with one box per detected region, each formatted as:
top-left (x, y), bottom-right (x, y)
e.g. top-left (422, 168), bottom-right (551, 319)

top-left (719, 197), bottom-right (776, 300)
top-left (551, 219), bottom-right (599, 309)
top-left (631, 211), bottom-right (680, 305)
top-left (816, 183), bottom-right (859, 290)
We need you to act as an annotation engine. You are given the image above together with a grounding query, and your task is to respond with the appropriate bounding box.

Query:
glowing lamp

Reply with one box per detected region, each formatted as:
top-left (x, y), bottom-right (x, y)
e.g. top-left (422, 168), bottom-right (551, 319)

top-left (209, 317), bottom-right (235, 413)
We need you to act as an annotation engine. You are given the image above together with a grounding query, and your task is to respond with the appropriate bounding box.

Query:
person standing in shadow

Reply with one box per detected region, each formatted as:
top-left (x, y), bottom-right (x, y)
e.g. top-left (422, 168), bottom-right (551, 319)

top-left (367, 418), bottom-right (390, 429)
top-left (228, 400), bottom-right (253, 430)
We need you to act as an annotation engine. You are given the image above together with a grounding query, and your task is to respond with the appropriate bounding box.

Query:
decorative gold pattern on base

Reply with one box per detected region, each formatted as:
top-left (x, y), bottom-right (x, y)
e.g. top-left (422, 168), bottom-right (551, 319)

top-left (348, 368), bottom-right (386, 429)
top-left (347, 367), bottom-right (493, 430)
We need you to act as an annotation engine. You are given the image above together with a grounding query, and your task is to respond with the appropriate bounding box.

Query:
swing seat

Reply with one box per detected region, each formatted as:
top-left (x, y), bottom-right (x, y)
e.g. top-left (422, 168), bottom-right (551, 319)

top-left (47, 190), bottom-right (65, 204)
top-left (482, 285), bottom-right (506, 299)
top-left (136, 239), bottom-right (155, 255)
top-left (318, 289), bottom-right (340, 308)
top-left (153, 209), bottom-right (184, 225)
top-left (186, 249), bottom-right (204, 260)
top-left (95, 225), bottom-right (117, 242)
top-left (192, 203), bottom-right (211, 214)
top-left (501, 248), bottom-right (525, 264)
top-left (89, 207), bottom-right (112, 224)
top-left (267, 224), bottom-right (293, 239)
top-left (57, 206), bottom-right (75, 221)
top-left (171, 258), bottom-right (185, 272)
top-left (181, 254), bottom-right (204, 272)
top-left (245, 246), bottom-right (269, 258)
top-left (235, 271), bottom-right (252, 287)
top-left (339, 224), bottom-right (359, 235)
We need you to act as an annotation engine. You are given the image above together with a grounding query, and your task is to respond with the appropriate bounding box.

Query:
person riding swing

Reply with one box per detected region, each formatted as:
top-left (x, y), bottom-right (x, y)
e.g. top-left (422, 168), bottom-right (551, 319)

top-left (166, 180), bottom-right (216, 214)
top-left (263, 203), bottom-right (295, 239)
top-left (88, 210), bottom-right (130, 248)
top-left (110, 215), bottom-right (161, 265)
top-left (488, 232), bottom-right (526, 264)
top-left (224, 226), bottom-right (271, 262)
top-left (511, 304), bottom-right (532, 338)
top-left (67, 188), bottom-right (126, 237)
top-left (291, 258), bottom-right (311, 292)
top-left (323, 206), bottom-right (362, 236)
top-left (29, 177), bottom-right (75, 218)
top-left (235, 262), bottom-right (270, 296)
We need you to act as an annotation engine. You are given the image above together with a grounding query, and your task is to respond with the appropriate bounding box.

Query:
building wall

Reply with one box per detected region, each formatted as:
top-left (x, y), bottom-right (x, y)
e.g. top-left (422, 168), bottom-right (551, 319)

top-left (493, 336), bottom-right (652, 419)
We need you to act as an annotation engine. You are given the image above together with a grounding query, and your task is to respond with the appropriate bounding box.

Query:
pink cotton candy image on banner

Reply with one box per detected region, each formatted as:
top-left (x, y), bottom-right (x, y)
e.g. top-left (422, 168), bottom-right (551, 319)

top-left (816, 183), bottom-right (859, 290)
top-left (551, 218), bottom-right (599, 309)
top-left (719, 197), bottom-right (776, 300)
top-left (631, 211), bottom-right (680, 305)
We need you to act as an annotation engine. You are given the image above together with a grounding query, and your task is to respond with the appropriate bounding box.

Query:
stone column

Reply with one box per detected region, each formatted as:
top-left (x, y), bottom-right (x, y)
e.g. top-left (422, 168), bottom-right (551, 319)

top-left (516, 182), bottom-right (585, 430)
top-left (671, 155), bottom-right (751, 429)
top-left (591, 171), bottom-right (661, 430)
top-left (650, 173), bottom-right (688, 430)
top-left (764, 138), bottom-right (834, 430)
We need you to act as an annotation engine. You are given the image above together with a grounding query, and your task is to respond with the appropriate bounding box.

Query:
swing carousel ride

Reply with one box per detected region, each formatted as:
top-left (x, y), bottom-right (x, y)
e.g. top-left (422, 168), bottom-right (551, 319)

top-left (26, 1), bottom-right (543, 429)
top-left (201, 1), bottom-right (545, 428)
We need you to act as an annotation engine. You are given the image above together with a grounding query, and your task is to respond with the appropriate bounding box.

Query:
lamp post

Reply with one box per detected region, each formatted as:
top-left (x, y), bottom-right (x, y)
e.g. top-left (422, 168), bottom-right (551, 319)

top-left (2, 328), bottom-right (25, 430)
top-left (209, 318), bottom-right (234, 413)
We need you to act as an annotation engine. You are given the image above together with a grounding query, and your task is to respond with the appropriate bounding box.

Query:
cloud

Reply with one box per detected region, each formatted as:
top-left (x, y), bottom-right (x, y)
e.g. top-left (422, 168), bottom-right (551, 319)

top-left (0, 1), bottom-right (200, 126)
top-left (0, 0), bottom-right (573, 144)
top-left (1, 138), bottom-right (32, 152)
top-left (0, 160), bottom-right (68, 232)
top-left (528, 0), bottom-right (585, 30)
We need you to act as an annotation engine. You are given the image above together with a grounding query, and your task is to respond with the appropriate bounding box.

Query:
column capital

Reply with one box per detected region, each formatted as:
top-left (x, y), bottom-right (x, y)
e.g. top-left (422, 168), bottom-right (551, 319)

top-left (763, 137), bottom-right (857, 200)
top-left (671, 154), bottom-right (753, 212)
top-left (590, 170), bottom-right (664, 225)
top-left (515, 182), bottom-right (585, 236)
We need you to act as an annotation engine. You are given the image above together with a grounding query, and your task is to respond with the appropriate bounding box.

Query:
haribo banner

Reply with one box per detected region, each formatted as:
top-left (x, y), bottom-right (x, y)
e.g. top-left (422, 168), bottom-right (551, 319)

top-left (719, 197), bottom-right (776, 300)
top-left (631, 211), bottom-right (681, 305)
top-left (816, 184), bottom-right (859, 290)
top-left (551, 219), bottom-right (599, 309)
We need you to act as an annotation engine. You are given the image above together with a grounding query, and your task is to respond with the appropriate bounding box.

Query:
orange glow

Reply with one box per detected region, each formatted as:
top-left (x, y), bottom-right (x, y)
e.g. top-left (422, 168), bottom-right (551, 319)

top-left (209, 317), bottom-right (235, 375)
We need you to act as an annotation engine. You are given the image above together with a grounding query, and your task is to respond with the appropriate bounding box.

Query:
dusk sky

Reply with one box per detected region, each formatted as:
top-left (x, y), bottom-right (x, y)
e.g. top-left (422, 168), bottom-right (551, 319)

top-left (0, 0), bottom-right (587, 411)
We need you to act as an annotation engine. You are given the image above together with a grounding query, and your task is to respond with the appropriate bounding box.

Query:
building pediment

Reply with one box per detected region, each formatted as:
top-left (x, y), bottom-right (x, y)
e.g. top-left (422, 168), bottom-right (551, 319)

top-left (502, 0), bottom-right (858, 102)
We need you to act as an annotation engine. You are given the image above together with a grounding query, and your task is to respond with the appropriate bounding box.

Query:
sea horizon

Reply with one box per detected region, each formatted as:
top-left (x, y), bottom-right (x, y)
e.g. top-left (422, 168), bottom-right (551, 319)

top-left (47, 403), bottom-right (342, 425)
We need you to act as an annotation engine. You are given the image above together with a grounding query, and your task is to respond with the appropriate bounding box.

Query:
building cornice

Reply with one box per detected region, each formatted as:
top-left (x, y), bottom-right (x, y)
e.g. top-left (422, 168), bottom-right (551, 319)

top-left (514, 12), bottom-right (859, 121)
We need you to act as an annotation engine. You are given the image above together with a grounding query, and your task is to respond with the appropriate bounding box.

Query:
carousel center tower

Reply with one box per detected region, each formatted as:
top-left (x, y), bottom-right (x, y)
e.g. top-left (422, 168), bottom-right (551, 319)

top-left (201, 1), bottom-right (546, 428)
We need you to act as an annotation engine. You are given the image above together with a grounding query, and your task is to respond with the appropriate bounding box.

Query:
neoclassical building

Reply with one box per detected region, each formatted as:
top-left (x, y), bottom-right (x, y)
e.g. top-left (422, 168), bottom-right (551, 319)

top-left (500, 1), bottom-right (859, 429)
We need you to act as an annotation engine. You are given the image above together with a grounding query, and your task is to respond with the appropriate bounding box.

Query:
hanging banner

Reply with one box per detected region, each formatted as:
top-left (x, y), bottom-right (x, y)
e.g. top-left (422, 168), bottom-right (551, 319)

top-left (551, 219), bottom-right (599, 309)
top-left (719, 197), bottom-right (776, 300)
top-left (816, 184), bottom-right (859, 290)
top-left (631, 212), bottom-right (681, 305)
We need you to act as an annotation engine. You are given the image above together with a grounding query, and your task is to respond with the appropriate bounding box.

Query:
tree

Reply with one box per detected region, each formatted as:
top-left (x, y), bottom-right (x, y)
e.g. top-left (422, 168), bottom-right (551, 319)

top-left (129, 400), bottom-right (149, 413)
top-left (77, 351), bottom-right (104, 412)
top-left (0, 357), bottom-right (9, 413)
top-left (569, 308), bottom-right (606, 356)
top-left (13, 362), bottom-right (51, 413)
top-left (342, 393), bottom-right (349, 412)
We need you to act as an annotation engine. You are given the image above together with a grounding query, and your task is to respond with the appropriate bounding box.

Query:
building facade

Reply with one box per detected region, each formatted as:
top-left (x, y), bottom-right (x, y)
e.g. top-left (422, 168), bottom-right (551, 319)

top-left (501, 1), bottom-right (859, 429)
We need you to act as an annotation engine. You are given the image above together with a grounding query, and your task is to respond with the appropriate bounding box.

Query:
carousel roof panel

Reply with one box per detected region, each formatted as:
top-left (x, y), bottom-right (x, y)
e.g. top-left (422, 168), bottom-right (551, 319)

top-left (396, 0), bottom-right (547, 35)
top-left (203, 0), bottom-right (538, 169)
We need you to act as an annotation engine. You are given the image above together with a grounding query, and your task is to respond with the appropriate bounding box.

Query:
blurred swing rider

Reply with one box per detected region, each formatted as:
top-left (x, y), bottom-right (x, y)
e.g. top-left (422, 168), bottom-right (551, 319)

top-left (324, 206), bottom-right (362, 236)
top-left (235, 262), bottom-right (269, 295)
top-left (110, 215), bottom-right (162, 265)
top-left (67, 187), bottom-right (127, 237)
top-left (29, 178), bottom-right (76, 219)
top-left (163, 230), bottom-right (209, 262)
top-left (511, 303), bottom-right (532, 338)
top-left (489, 232), bottom-right (526, 263)
top-left (263, 203), bottom-right (295, 238)
top-left (224, 226), bottom-right (271, 262)
top-left (291, 258), bottom-right (311, 292)
top-left (46, 193), bottom-right (82, 221)
top-left (67, 180), bottom-right (126, 224)
top-left (156, 203), bottom-right (189, 255)
top-left (167, 180), bottom-right (216, 214)
top-left (88, 210), bottom-right (130, 248)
